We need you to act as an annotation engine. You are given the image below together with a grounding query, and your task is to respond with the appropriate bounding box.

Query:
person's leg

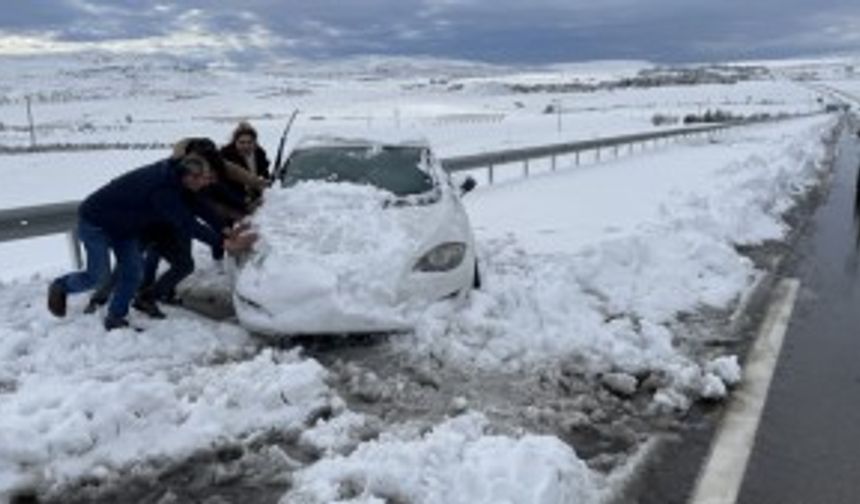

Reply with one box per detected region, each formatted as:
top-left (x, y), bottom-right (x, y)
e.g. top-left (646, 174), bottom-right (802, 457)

top-left (105, 237), bottom-right (142, 327)
top-left (140, 244), bottom-right (160, 291)
top-left (59, 220), bottom-right (112, 293)
top-left (49, 220), bottom-right (111, 317)
top-left (150, 235), bottom-right (194, 302)
top-left (132, 245), bottom-right (167, 319)
top-left (85, 268), bottom-right (117, 313)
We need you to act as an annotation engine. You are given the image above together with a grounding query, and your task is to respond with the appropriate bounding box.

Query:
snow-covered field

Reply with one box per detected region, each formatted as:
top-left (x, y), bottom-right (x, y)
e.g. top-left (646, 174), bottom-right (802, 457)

top-left (1, 53), bottom-right (859, 502)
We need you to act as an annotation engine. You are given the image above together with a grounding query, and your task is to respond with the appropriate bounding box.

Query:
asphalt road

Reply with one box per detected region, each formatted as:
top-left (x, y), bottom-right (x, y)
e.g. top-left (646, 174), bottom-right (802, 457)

top-left (617, 120), bottom-right (860, 504)
top-left (737, 122), bottom-right (860, 503)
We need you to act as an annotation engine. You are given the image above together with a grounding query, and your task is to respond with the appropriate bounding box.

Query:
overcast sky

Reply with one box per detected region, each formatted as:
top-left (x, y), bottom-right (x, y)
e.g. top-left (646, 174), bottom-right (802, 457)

top-left (1, 0), bottom-right (859, 64)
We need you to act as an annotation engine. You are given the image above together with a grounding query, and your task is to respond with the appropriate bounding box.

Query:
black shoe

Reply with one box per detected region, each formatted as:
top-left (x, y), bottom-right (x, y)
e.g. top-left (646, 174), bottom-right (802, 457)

top-left (48, 280), bottom-right (67, 317)
top-left (104, 315), bottom-right (130, 331)
top-left (160, 293), bottom-right (183, 306)
top-left (84, 297), bottom-right (107, 314)
top-left (132, 297), bottom-right (166, 319)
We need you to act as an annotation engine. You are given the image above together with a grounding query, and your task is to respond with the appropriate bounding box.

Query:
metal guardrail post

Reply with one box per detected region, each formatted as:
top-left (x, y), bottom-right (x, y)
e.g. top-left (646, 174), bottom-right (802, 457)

top-left (524, 159), bottom-right (529, 177)
top-left (488, 164), bottom-right (494, 185)
top-left (551, 155), bottom-right (557, 171)
top-left (67, 228), bottom-right (83, 269)
top-left (575, 151), bottom-right (580, 165)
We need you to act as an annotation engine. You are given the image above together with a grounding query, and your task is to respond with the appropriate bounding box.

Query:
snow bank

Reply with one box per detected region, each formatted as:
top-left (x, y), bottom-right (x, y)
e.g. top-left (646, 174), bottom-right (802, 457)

top-left (0, 279), bottom-right (336, 497)
top-left (283, 413), bottom-right (603, 504)
top-left (400, 116), bottom-right (835, 402)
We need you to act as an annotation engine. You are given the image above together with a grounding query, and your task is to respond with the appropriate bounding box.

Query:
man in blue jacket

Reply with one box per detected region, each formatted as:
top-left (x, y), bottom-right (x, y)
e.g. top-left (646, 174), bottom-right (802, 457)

top-left (47, 153), bottom-right (240, 330)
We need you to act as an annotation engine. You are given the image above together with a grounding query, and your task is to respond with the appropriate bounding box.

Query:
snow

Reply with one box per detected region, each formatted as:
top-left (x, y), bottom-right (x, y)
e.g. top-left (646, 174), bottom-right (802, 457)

top-left (0, 279), bottom-right (335, 497)
top-left (234, 182), bottom-right (426, 333)
top-left (0, 150), bottom-right (161, 207)
top-left (397, 117), bottom-right (834, 387)
top-left (0, 52), bottom-right (857, 502)
top-left (283, 413), bottom-right (603, 504)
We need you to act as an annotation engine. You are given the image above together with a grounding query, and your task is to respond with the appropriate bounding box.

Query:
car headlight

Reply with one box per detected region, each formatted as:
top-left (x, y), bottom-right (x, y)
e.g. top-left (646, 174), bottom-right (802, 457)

top-left (414, 242), bottom-right (467, 272)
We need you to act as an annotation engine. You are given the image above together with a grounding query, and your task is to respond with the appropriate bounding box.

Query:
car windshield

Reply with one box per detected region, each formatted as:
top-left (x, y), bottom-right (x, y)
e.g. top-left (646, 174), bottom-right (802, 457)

top-left (281, 145), bottom-right (436, 197)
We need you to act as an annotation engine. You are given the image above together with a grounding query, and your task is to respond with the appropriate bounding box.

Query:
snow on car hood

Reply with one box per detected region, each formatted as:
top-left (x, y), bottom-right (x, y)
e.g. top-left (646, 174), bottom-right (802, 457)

top-left (235, 181), bottom-right (448, 333)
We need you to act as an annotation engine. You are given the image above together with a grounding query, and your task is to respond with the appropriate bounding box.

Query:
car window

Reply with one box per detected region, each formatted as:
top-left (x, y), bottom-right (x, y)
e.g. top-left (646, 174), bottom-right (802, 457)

top-left (281, 146), bottom-right (436, 196)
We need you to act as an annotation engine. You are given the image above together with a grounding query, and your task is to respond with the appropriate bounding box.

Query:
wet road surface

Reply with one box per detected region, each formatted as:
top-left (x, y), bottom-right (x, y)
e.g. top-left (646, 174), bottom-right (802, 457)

top-left (737, 121), bottom-right (860, 502)
top-left (616, 119), bottom-right (859, 504)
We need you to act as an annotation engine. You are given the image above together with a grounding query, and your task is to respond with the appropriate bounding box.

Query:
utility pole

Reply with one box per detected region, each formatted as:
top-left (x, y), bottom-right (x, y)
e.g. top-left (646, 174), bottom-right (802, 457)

top-left (26, 95), bottom-right (36, 147)
top-left (554, 98), bottom-right (562, 133)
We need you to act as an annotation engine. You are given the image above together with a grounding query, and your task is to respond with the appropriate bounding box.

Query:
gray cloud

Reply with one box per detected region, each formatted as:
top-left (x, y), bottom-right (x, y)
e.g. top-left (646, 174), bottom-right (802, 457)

top-left (0, 0), bottom-right (858, 63)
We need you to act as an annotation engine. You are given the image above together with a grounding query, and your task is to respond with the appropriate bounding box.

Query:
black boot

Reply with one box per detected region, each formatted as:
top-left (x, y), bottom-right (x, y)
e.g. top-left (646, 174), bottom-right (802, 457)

top-left (47, 280), bottom-right (68, 317)
top-left (84, 297), bottom-right (107, 314)
top-left (104, 315), bottom-right (130, 331)
top-left (160, 292), bottom-right (184, 306)
top-left (132, 296), bottom-right (166, 319)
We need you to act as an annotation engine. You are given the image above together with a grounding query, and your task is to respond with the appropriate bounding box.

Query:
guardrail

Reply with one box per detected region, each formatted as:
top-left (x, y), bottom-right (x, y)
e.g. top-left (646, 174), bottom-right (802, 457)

top-left (0, 200), bottom-right (83, 266)
top-left (0, 141), bottom-right (171, 155)
top-left (0, 114), bottom-right (821, 267)
top-left (440, 122), bottom-right (733, 181)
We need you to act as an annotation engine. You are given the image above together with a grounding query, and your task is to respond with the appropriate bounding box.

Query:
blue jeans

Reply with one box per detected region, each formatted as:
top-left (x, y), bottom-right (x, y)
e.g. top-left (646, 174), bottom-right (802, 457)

top-left (57, 219), bottom-right (142, 318)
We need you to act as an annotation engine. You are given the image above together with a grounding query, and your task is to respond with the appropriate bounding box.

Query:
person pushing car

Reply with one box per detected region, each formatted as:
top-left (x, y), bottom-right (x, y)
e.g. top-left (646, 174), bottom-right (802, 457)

top-left (47, 152), bottom-right (255, 330)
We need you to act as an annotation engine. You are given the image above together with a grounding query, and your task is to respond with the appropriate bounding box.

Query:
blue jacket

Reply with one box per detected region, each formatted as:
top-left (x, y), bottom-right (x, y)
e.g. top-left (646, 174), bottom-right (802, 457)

top-left (79, 158), bottom-right (222, 250)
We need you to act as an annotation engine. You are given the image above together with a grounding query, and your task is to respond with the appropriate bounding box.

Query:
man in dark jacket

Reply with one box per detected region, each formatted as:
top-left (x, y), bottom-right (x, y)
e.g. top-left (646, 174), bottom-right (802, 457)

top-left (47, 154), bottom-right (225, 330)
top-left (84, 138), bottom-right (261, 319)
top-left (85, 194), bottom-right (227, 319)
top-left (134, 139), bottom-right (228, 315)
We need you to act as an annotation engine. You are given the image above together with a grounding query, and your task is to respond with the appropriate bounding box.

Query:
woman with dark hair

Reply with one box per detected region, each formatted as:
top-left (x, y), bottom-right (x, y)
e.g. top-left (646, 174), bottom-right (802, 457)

top-left (220, 121), bottom-right (271, 204)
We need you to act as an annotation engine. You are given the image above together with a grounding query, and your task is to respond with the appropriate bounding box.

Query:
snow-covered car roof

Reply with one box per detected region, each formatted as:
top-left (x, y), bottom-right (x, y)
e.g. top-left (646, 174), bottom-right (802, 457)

top-left (292, 135), bottom-right (433, 151)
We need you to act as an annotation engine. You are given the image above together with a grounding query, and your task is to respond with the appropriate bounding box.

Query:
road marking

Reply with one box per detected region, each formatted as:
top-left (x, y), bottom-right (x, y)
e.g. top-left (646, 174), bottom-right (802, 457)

top-left (689, 277), bottom-right (800, 504)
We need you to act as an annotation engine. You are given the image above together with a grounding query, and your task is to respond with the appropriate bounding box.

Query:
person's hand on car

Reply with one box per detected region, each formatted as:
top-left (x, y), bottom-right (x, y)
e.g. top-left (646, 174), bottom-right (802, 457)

top-left (223, 222), bottom-right (258, 254)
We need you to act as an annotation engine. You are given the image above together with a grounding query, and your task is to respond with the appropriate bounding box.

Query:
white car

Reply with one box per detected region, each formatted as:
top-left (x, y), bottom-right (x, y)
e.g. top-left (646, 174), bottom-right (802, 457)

top-left (232, 136), bottom-right (479, 335)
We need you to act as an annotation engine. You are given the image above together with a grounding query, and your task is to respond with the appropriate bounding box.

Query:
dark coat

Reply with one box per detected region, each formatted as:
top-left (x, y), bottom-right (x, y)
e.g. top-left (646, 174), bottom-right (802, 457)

top-left (220, 144), bottom-right (271, 180)
top-left (79, 158), bottom-right (222, 251)
top-left (220, 144), bottom-right (270, 202)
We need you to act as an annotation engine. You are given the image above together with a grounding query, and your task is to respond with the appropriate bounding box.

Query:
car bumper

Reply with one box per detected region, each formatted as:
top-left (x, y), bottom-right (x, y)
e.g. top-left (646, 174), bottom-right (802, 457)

top-left (234, 290), bottom-right (414, 336)
top-left (233, 265), bottom-right (473, 336)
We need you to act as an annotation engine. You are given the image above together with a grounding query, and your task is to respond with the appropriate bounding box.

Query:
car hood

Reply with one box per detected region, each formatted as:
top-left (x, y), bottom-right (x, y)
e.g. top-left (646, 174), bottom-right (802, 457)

top-left (233, 182), bottom-right (454, 332)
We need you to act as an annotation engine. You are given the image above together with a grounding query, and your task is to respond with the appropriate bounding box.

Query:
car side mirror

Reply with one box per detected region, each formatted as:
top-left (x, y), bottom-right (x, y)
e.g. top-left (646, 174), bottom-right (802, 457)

top-left (460, 176), bottom-right (477, 195)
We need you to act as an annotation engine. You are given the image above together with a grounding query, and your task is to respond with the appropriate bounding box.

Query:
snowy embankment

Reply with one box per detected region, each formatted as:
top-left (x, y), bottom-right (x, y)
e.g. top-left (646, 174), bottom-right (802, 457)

top-left (0, 280), bottom-right (335, 497)
top-left (401, 115), bottom-right (835, 407)
top-left (285, 413), bottom-right (602, 504)
top-left (0, 280), bottom-right (610, 501)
